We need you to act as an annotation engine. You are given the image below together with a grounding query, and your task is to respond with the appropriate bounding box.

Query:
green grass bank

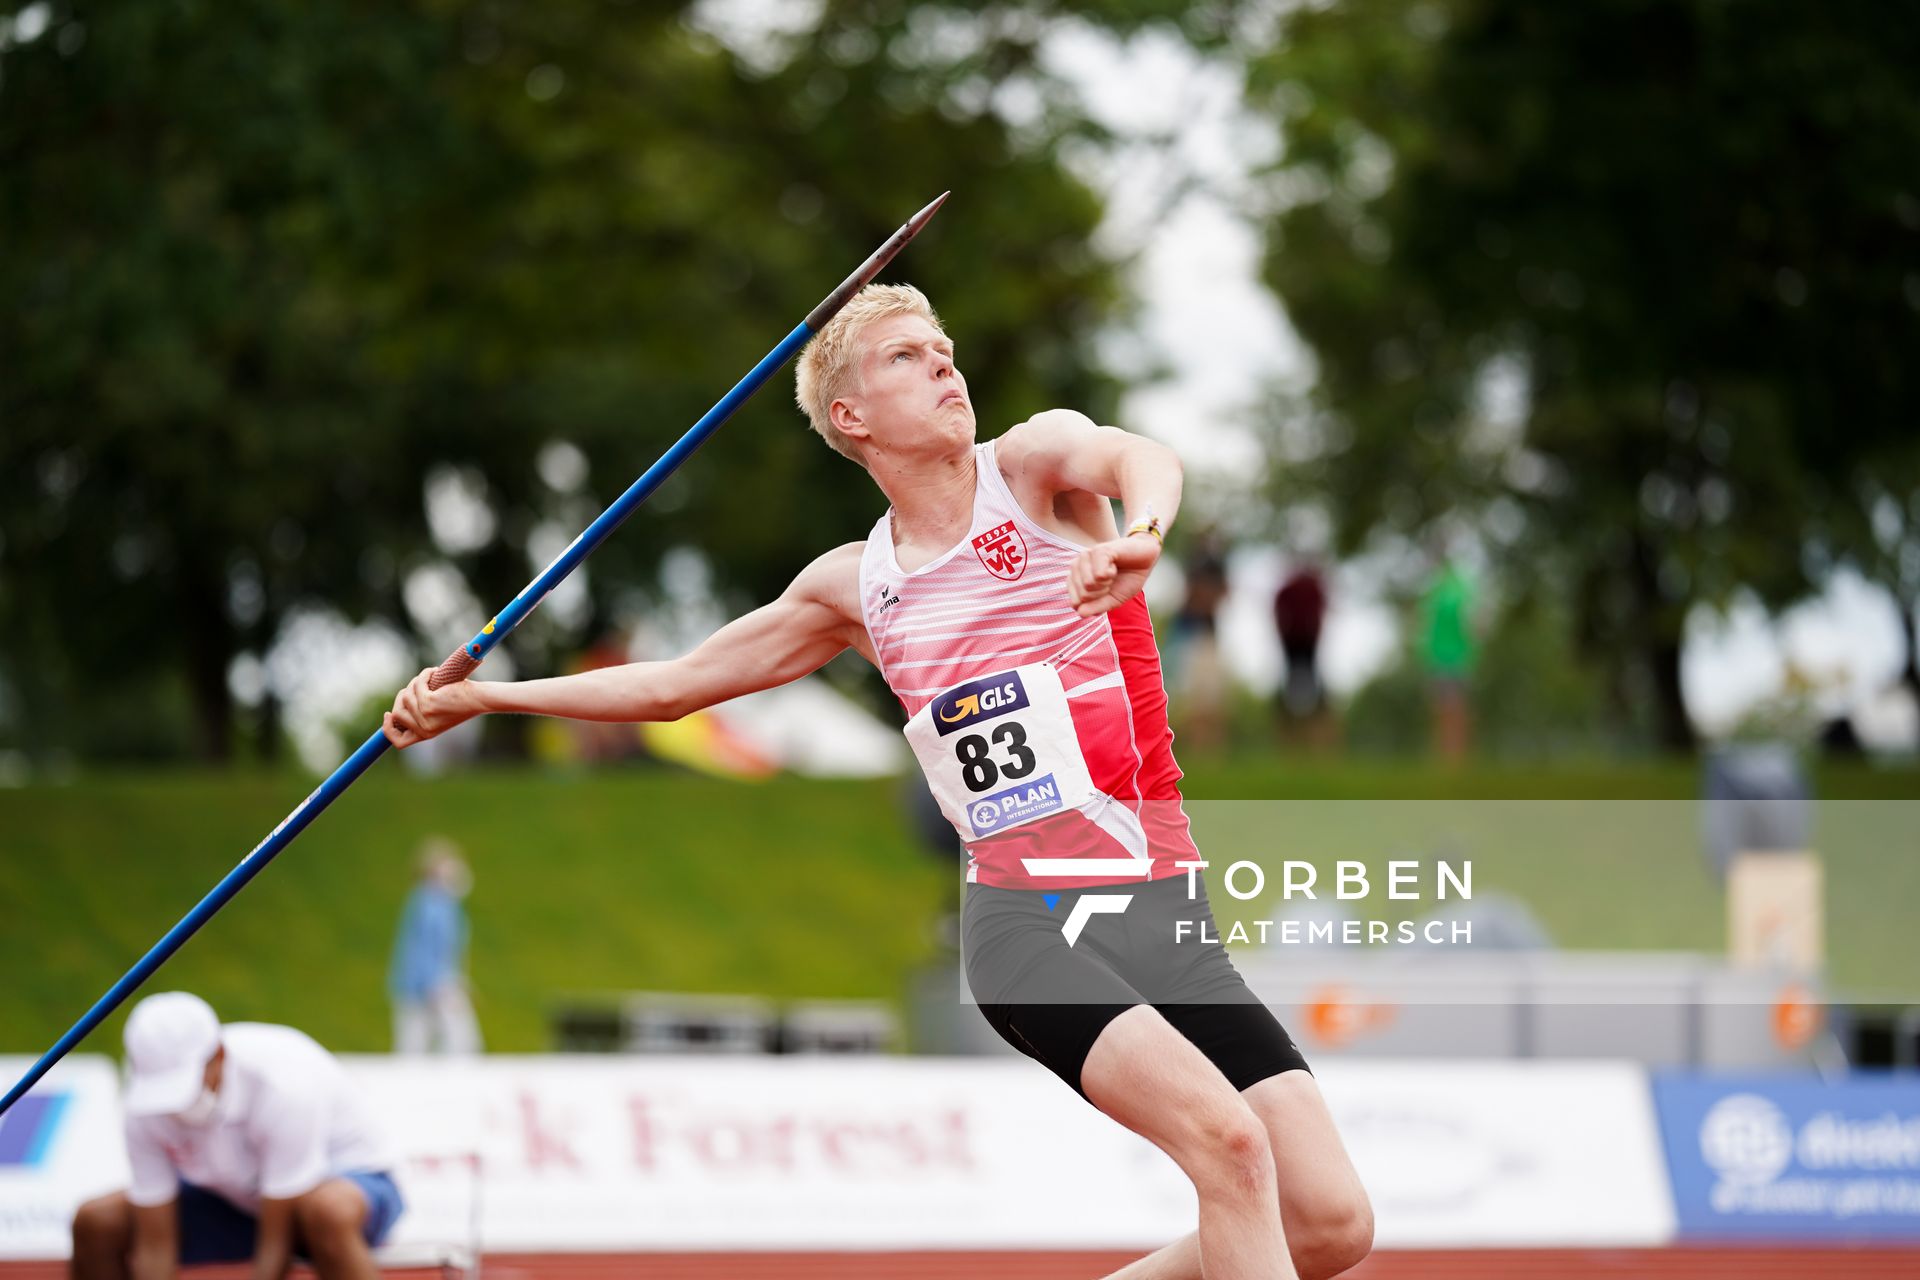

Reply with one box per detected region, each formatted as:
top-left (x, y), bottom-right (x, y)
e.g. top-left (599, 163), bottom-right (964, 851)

top-left (2, 757), bottom-right (1913, 1053)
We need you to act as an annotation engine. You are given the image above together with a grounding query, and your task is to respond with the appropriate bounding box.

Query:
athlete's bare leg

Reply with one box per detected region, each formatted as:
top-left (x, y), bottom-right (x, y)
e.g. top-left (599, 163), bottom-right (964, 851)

top-left (1080, 1006), bottom-right (1296, 1280)
top-left (1247, 1072), bottom-right (1372, 1277)
top-left (1102, 1072), bottom-right (1372, 1280)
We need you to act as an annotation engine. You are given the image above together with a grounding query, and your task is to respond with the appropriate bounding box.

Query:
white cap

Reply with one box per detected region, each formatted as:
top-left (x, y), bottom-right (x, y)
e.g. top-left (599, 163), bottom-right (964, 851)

top-left (123, 992), bottom-right (221, 1117)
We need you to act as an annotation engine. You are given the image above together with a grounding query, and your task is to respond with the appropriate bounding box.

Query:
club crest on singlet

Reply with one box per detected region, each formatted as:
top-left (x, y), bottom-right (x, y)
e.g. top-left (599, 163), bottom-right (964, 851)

top-left (971, 520), bottom-right (1028, 581)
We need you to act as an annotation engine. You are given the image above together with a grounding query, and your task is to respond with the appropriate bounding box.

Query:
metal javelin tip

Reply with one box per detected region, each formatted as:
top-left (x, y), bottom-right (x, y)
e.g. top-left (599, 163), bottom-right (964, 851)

top-left (804, 192), bottom-right (951, 331)
top-left (906, 191), bottom-right (951, 234)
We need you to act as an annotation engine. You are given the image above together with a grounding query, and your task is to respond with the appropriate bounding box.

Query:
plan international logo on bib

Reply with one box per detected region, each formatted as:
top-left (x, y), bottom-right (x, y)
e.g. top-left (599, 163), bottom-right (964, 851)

top-left (969, 773), bottom-right (1064, 835)
top-left (933, 671), bottom-right (1030, 736)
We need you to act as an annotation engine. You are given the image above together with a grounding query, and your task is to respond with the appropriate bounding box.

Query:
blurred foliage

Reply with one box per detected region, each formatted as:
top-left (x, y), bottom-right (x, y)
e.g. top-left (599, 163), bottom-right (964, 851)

top-left (1344, 592), bottom-right (1625, 759)
top-left (10, 0), bottom-right (1914, 766)
top-left (1247, 1), bottom-right (1920, 749)
top-left (1812, 451), bottom-right (1920, 700)
top-left (0, 0), bottom-right (1133, 762)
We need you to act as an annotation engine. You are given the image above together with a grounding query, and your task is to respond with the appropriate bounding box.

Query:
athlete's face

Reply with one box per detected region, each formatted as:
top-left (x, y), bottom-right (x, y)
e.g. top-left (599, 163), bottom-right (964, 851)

top-left (832, 313), bottom-right (974, 460)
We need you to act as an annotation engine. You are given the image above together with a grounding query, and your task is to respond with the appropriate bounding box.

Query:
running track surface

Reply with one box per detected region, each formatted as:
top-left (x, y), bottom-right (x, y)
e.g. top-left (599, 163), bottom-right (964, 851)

top-left (9, 1249), bottom-right (1920, 1278)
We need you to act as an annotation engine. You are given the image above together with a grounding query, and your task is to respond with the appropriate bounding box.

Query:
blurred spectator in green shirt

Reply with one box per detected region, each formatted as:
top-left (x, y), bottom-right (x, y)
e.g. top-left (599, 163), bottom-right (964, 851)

top-left (1419, 557), bottom-right (1478, 763)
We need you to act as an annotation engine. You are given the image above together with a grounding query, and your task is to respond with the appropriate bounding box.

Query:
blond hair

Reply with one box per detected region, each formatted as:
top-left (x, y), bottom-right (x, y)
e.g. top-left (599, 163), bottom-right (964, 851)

top-left (794, 283), bottom-right (946, 464)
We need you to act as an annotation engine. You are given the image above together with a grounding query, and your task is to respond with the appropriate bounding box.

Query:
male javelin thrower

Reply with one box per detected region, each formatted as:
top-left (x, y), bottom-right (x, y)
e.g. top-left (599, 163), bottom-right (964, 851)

top-left (383, 284), bottom-right (1373, 1280)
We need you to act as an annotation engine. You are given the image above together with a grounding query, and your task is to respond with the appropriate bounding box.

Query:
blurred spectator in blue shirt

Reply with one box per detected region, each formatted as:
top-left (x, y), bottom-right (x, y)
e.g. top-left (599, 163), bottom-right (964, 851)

top-left (389, 837), bottom-right (482, 1055)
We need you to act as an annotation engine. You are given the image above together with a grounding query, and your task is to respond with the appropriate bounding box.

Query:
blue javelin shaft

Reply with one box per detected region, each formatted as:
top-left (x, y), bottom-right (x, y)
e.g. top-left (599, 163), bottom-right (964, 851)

top-left (0, 192), bottom-right (949, 1118)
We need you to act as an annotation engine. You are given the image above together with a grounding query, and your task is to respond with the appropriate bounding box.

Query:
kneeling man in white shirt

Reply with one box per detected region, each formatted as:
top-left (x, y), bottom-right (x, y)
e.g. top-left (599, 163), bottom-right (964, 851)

top-left (71, 992), bottom-right (404, 1280)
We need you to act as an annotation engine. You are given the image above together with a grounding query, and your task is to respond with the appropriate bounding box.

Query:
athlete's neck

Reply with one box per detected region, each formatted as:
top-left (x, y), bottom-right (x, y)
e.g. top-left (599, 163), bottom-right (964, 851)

top-left (876, 448), bottom-right (978, 561)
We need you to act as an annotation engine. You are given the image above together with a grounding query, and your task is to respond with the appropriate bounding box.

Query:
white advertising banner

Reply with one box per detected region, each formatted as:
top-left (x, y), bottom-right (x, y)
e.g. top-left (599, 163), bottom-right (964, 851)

top-left (1321, 1060), bottom-right (1677, 1247)
top-left (353, 1056), bottom-right (1676, 1252)
top-left (347, 1056), bottom-right (1196, 1253)
top-left (0, 1056), bottom-right (130, 1260)
top-left (0, 1053), bottom-right (1677, 1257)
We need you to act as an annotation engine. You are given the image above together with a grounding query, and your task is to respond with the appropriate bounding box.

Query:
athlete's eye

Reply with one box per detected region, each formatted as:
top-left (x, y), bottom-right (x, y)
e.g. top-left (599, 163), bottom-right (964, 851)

top-left (892, 351), bottom-right (913, 362)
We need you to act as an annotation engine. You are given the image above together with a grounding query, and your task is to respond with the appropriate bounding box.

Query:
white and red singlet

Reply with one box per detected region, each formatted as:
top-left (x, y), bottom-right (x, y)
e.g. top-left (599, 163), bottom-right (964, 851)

top-left (858, 440), bottom-right (1197, 890)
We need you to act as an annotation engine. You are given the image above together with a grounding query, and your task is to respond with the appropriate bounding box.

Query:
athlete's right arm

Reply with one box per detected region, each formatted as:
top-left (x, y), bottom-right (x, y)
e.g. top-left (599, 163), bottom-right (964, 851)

top-left (383, 543), bottom-right (869, 748)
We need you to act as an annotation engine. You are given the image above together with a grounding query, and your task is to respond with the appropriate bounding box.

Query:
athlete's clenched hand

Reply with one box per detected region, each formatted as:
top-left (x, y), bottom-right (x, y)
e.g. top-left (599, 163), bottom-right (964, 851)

top-left (383, 668), bottom-right (488, 748)
top-left (1069, 534), bottom-right (1161, 618)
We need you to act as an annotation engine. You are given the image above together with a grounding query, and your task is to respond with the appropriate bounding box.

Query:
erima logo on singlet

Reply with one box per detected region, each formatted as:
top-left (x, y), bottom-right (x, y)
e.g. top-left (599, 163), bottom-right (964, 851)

top-left (934, 671), bottom-right (1029, 736)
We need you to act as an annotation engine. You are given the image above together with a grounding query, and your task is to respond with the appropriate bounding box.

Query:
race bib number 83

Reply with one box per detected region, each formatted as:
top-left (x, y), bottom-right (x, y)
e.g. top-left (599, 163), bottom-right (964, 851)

top-left (904, 663), bottom-right (1099, 839)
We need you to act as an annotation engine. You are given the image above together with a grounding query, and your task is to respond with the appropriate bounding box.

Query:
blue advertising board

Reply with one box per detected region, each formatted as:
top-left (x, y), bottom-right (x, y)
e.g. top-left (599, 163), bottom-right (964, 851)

top-left (0, 1093), bottom-right (70, 1168)
top-left (1653, 1074), bottom-right (1920, 1240)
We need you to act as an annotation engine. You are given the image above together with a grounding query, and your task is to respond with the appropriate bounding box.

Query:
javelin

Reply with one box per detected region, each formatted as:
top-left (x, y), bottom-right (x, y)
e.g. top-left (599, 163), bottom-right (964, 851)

top-left (0, 192), bottom-right (950, 1118)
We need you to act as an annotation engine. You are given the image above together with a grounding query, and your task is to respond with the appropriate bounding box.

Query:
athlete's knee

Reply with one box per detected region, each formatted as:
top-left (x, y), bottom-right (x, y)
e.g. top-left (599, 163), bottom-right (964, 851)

top-left (1182, 1107), bottom-right (1275, 1200)
top-left (1291, 1191), bottom-right (1373, 1280)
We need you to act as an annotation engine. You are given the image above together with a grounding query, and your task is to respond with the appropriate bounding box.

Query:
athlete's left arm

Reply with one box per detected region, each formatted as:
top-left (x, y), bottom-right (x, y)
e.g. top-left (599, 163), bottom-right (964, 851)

top-left (1000, 410), bottom-right (1183, 618)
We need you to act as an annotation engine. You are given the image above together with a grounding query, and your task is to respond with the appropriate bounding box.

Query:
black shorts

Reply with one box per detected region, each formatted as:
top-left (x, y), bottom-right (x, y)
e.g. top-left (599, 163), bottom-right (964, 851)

top-left (961, 875), bottom-right (1310, 1098)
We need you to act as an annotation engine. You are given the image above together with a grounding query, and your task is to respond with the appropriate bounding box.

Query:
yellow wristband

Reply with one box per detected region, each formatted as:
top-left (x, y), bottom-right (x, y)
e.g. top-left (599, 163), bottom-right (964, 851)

top-left (1125, 515), bottom-right (1164, 545)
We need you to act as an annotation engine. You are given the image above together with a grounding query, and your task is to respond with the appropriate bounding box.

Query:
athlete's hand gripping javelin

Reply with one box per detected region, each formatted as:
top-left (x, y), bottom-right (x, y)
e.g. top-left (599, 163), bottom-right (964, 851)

top-left (383, 674), bottom-right (486, 749)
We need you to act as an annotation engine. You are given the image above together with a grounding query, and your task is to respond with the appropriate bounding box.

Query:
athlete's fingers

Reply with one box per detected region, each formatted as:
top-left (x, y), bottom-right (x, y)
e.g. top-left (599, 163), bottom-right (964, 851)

top-left (383, 711), bottom-right (415, 749)
top-left (1074, 557), bottom-right (1093, 601)
top-left (1071, 547), bottom-right (1116, 609)
top-left (1074, 552), bottom-right (1108, 604)
top-left (1085, 547), bottom-right (1117, 588)
top-left (413, 669), bottom-right (437, 720)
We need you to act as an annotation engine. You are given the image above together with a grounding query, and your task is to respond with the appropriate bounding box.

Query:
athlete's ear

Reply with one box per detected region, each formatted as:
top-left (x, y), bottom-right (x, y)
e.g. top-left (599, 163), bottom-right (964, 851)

top-left (830, 396), bottom-right (870, 443)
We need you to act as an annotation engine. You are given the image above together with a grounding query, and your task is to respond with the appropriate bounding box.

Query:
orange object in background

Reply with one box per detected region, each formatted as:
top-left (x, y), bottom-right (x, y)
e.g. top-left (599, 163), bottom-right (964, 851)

top-left (1304, 985), bottom-right (1397, 1049)
top-left (639, 712), bottom-right (778, 781)
top-left (1772, 983), bottom-right (1823, 1050)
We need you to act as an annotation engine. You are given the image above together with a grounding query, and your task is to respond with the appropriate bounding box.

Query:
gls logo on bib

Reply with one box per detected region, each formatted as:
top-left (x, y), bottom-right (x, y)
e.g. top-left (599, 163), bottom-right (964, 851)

top-left (933, 671), bottom-right (1031, 736)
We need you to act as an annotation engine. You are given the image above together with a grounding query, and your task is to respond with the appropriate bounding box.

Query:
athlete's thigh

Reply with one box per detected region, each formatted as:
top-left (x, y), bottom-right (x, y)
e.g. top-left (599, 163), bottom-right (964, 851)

top-left (1242, 1070), bottom-right (1370, 1231)
top-left (1079, 1003), bottom-right (1259, 1162)
top-left (962, 884), bottom-right (1143, 1097)
top-left (1116, 878), bottom-right (1312, 1092)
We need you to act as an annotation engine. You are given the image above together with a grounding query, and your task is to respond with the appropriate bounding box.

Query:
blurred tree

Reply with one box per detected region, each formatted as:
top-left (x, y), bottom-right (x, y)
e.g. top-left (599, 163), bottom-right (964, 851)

top-left (1, 0), bottom-right (1127, 762)
top-left (2, 1), bottom-right (464, 761)
top-left (1247, 1), bottom-right (1920, 749)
